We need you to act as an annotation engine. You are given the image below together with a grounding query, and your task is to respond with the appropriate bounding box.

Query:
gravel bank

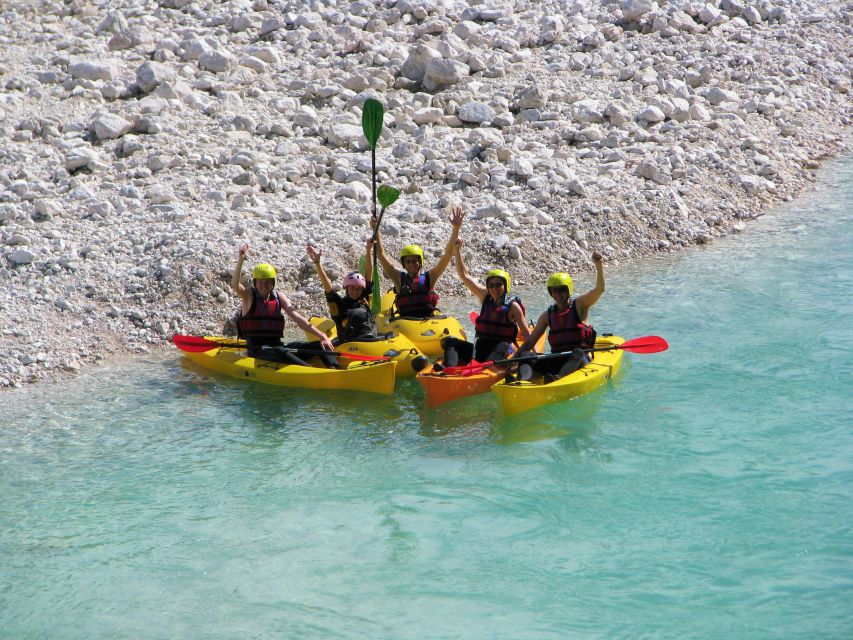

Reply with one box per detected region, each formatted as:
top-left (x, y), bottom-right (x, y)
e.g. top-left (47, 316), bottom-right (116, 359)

top-left (0, 0), bottom-right (850, 387)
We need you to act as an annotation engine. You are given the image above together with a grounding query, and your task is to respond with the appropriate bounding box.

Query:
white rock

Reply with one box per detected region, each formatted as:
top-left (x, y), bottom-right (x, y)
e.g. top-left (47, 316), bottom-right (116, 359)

top-left (69, 59), bottom-right (114, 82)
top-left (573, 99), bottom-right (604, 124)
top-left (136, 61), bottom-right (176, 94)
top-left (401, 44), bottom-right (441, 83)
top-left (198, 50), bottom-right (234, 73)
top-left (413, 108), bottom-right (444, 125)
top-left (64, 147), bottom-right (99, 171)
top-left (91, 113), bottom-right (132, 141)
top-left (636, 161), bottom-right (659, 180)
top-left (706, 87), bottom-right (740, 105)
top-left (423, 59), bottom-right (469, 92)
top-left (458, 102), bottom-right (496, 124)
top-left (327, 123), bottom-right (363, 148)
top-left (9, 249), bottom-right (34, 265)
top-left (620, 0), bottom-right (654, 21)
top-left (334, 182), bottom-right (371, 202)
top-left (636, 105), bottom-right (666, 123)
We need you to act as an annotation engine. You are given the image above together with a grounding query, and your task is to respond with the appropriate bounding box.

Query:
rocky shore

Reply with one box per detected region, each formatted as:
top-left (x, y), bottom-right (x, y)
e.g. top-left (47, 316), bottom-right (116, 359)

top-left (0, 0), bottom-right (850, 388)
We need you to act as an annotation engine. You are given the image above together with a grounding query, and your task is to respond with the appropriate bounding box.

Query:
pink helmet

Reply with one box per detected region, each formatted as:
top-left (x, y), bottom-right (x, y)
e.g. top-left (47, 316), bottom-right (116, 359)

top-left (343, 271), bottom-right (366, 288)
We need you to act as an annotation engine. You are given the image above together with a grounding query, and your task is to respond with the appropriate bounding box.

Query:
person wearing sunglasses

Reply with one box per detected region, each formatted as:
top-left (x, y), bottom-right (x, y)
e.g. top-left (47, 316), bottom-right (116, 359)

top-left (435, 239), bottom-right (532, 370)
top-left (514, 251), bottom-right (605, 382)
top-left (371, 207), bottom-right (465, 318)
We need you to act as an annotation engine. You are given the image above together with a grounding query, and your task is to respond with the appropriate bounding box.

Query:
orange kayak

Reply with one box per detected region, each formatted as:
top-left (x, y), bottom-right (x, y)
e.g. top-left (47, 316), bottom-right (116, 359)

top-left (417, 332), bottom-right (544, 408)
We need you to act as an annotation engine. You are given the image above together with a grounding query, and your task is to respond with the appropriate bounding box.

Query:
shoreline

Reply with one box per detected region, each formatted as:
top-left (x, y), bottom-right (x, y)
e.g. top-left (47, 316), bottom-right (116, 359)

top-left (1, 0), bottom-right (851, 388)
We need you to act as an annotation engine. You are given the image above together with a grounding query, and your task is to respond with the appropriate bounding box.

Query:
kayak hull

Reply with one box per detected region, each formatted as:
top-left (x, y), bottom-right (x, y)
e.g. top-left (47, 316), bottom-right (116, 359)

top-left (180, 336), bottom-right (397, 394)
top-left (302, 316), bottom-right (427, 378)
top-left (492, 336), bottom-right (625, 416)
top-left (375, 291), bottom-right (466, 358)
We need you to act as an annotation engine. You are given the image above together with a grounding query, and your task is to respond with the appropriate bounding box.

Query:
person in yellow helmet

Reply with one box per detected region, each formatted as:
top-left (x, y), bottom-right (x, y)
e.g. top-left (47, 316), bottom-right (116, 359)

top-left (231, 243), bottom-right (336, 366)
top-left (434, 238), bottom-right (532, 370)
top-left (514, 251), bottom-right (605, 382)
top-left (371, 206), bottom-right (465, 318)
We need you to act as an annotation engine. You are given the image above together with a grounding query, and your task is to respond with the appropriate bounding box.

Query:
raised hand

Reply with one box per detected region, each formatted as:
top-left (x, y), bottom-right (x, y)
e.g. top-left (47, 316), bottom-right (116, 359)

top-left (591, 250), bottom-right (603, 263)
top-left (449, 206), bottom-right (465, 227)
top-left (238, 243), bottom-right (249, 258)
top-left (306, 244), bottom-right (322, 264)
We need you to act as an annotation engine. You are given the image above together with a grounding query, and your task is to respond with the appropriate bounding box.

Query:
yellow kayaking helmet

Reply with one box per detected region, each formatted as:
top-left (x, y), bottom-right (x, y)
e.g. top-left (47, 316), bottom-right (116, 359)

top-left (400, 244), bottom-right (424, 265)
top-left (252, 263), bottom-right (277, 280)
top-left (546, 272), bottom-right (573, 296)
top-left (485, 268), bottom-right (511, 293)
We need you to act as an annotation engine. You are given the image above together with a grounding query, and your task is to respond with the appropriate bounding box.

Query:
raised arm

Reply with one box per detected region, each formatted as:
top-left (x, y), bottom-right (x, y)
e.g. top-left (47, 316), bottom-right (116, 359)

top-left (363, 238), bottom-right (375, 285)
top-left (371, 216), bottom-right (401, 290)
top-left (427, 206), bottom-right (465, 284)
top-left (454, 239), bottom-right (486, 303)
top-left (278, 292), bottom-right (335, 351)
top-left (574, 251), bottom-right (605, 321)
top-left (231, 243), bottom-right (253, 310)
top-left (307, 245), bottom-right (332, 293)
top-left (517, 310), bottom-right (548, 353)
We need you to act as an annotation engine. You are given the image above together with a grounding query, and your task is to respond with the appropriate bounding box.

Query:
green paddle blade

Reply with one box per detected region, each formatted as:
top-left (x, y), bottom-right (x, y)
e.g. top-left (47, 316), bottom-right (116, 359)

top-left (377, 185), bottom-right (400, 210)
top-left (361, 98), bottom-right (384, 149)
top-left (358, 254), bottom-right (367, 278)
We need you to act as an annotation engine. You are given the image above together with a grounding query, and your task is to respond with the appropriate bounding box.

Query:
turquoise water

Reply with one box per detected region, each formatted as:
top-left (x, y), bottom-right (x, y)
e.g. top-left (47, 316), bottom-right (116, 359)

top-left (2, 158), bottom-right (852, 639)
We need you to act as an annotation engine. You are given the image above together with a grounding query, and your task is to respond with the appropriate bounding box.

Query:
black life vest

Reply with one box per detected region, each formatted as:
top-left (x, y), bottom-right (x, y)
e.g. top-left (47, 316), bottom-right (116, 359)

top-left (395, 271), bottom-right (438, 317)
top-left (475, 293), bottom-right (524, 342)
top-left (326, 284), bottom-right (377, 341)
top-left (236, 289), bottom-right (285, 341)
top-left (547, 300), bottom-right (596, 353)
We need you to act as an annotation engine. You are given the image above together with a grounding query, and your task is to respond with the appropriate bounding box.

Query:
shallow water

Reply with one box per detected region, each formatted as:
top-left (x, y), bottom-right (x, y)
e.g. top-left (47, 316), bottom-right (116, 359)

top-left (2, 157), bottom-right (851, 639)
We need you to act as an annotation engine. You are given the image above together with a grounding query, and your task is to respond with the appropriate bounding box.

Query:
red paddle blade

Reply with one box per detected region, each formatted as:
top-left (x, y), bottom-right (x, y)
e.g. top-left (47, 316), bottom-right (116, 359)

top-left (172, 335), bottom-right (224, 352)
top-left (618, 336), bottom-right (669, 353)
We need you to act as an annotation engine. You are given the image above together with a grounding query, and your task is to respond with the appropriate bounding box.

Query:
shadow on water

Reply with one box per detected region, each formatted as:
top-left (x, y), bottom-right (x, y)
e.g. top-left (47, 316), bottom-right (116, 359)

top-left (174, 353), bottom-right (625, 448)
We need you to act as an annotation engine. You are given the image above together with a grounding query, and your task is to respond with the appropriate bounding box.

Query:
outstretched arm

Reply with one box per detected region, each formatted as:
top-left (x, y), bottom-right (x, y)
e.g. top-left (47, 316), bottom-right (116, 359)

top-left (279, 292), bottom-right (335, 351)
top-left (371, 217), bottom-right (401, 290)
top-left (454, 239), bottom-right (486, 303)
top-left (574, 251), bottom-right (605, 321)
top-left (307, 245), bottom-right (333, 293)
top-left (517, 311), bottom-right (548, 353)
top-left (427, 206), bottom-right (465, 284)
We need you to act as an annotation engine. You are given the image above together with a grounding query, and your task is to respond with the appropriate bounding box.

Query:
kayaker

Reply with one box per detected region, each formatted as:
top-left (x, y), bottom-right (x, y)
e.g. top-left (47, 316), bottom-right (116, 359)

top-left (307, 239), bottom-right (380, 342)
top-left (435, 239), bottom-right (532, 370)
top-left (515, 251), bottom-right (605, 382)
top-left (371, 206), bottom-right (465, 318)
top-left (231, 243), bottom-right (336, 366)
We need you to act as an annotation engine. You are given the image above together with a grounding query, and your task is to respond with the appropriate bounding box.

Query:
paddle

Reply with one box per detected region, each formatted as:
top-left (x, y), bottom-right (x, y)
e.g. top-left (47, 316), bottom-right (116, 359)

top-left (172, 335), bottom-right (390, 361)
top-left (443, 335), bottom-right (669, 376)
top-left (362, 97), bottom-right (386, 316)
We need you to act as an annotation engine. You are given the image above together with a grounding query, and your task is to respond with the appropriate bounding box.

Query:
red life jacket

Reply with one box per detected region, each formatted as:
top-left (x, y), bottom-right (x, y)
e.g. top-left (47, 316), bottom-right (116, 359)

top-left (395, 271), bottom-right (439, 317)
top-left (236, 289), bottom-right (285, 340)
top-left (475, 293), bottom-right (524, 342)
top-left (547, 300), bottom-right (595, 353)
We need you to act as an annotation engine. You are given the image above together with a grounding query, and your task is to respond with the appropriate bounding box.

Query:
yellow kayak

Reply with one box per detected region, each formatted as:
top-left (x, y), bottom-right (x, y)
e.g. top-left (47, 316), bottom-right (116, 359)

top-left (301, 316), bottom-right (428, 378)
top-left (178, 336), bottom-right (397, 394)
top-left (492, 336), bottom-right (625, 416)
top-left (374, 291), bottom-right (466, 358)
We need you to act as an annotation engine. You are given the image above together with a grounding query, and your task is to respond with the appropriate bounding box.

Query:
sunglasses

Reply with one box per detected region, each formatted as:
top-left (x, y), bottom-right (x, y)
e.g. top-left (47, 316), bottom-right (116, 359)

top-left (548, 286), bottom-right (569, 294)
top-left (486, 281), bottom-right (505, 289)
